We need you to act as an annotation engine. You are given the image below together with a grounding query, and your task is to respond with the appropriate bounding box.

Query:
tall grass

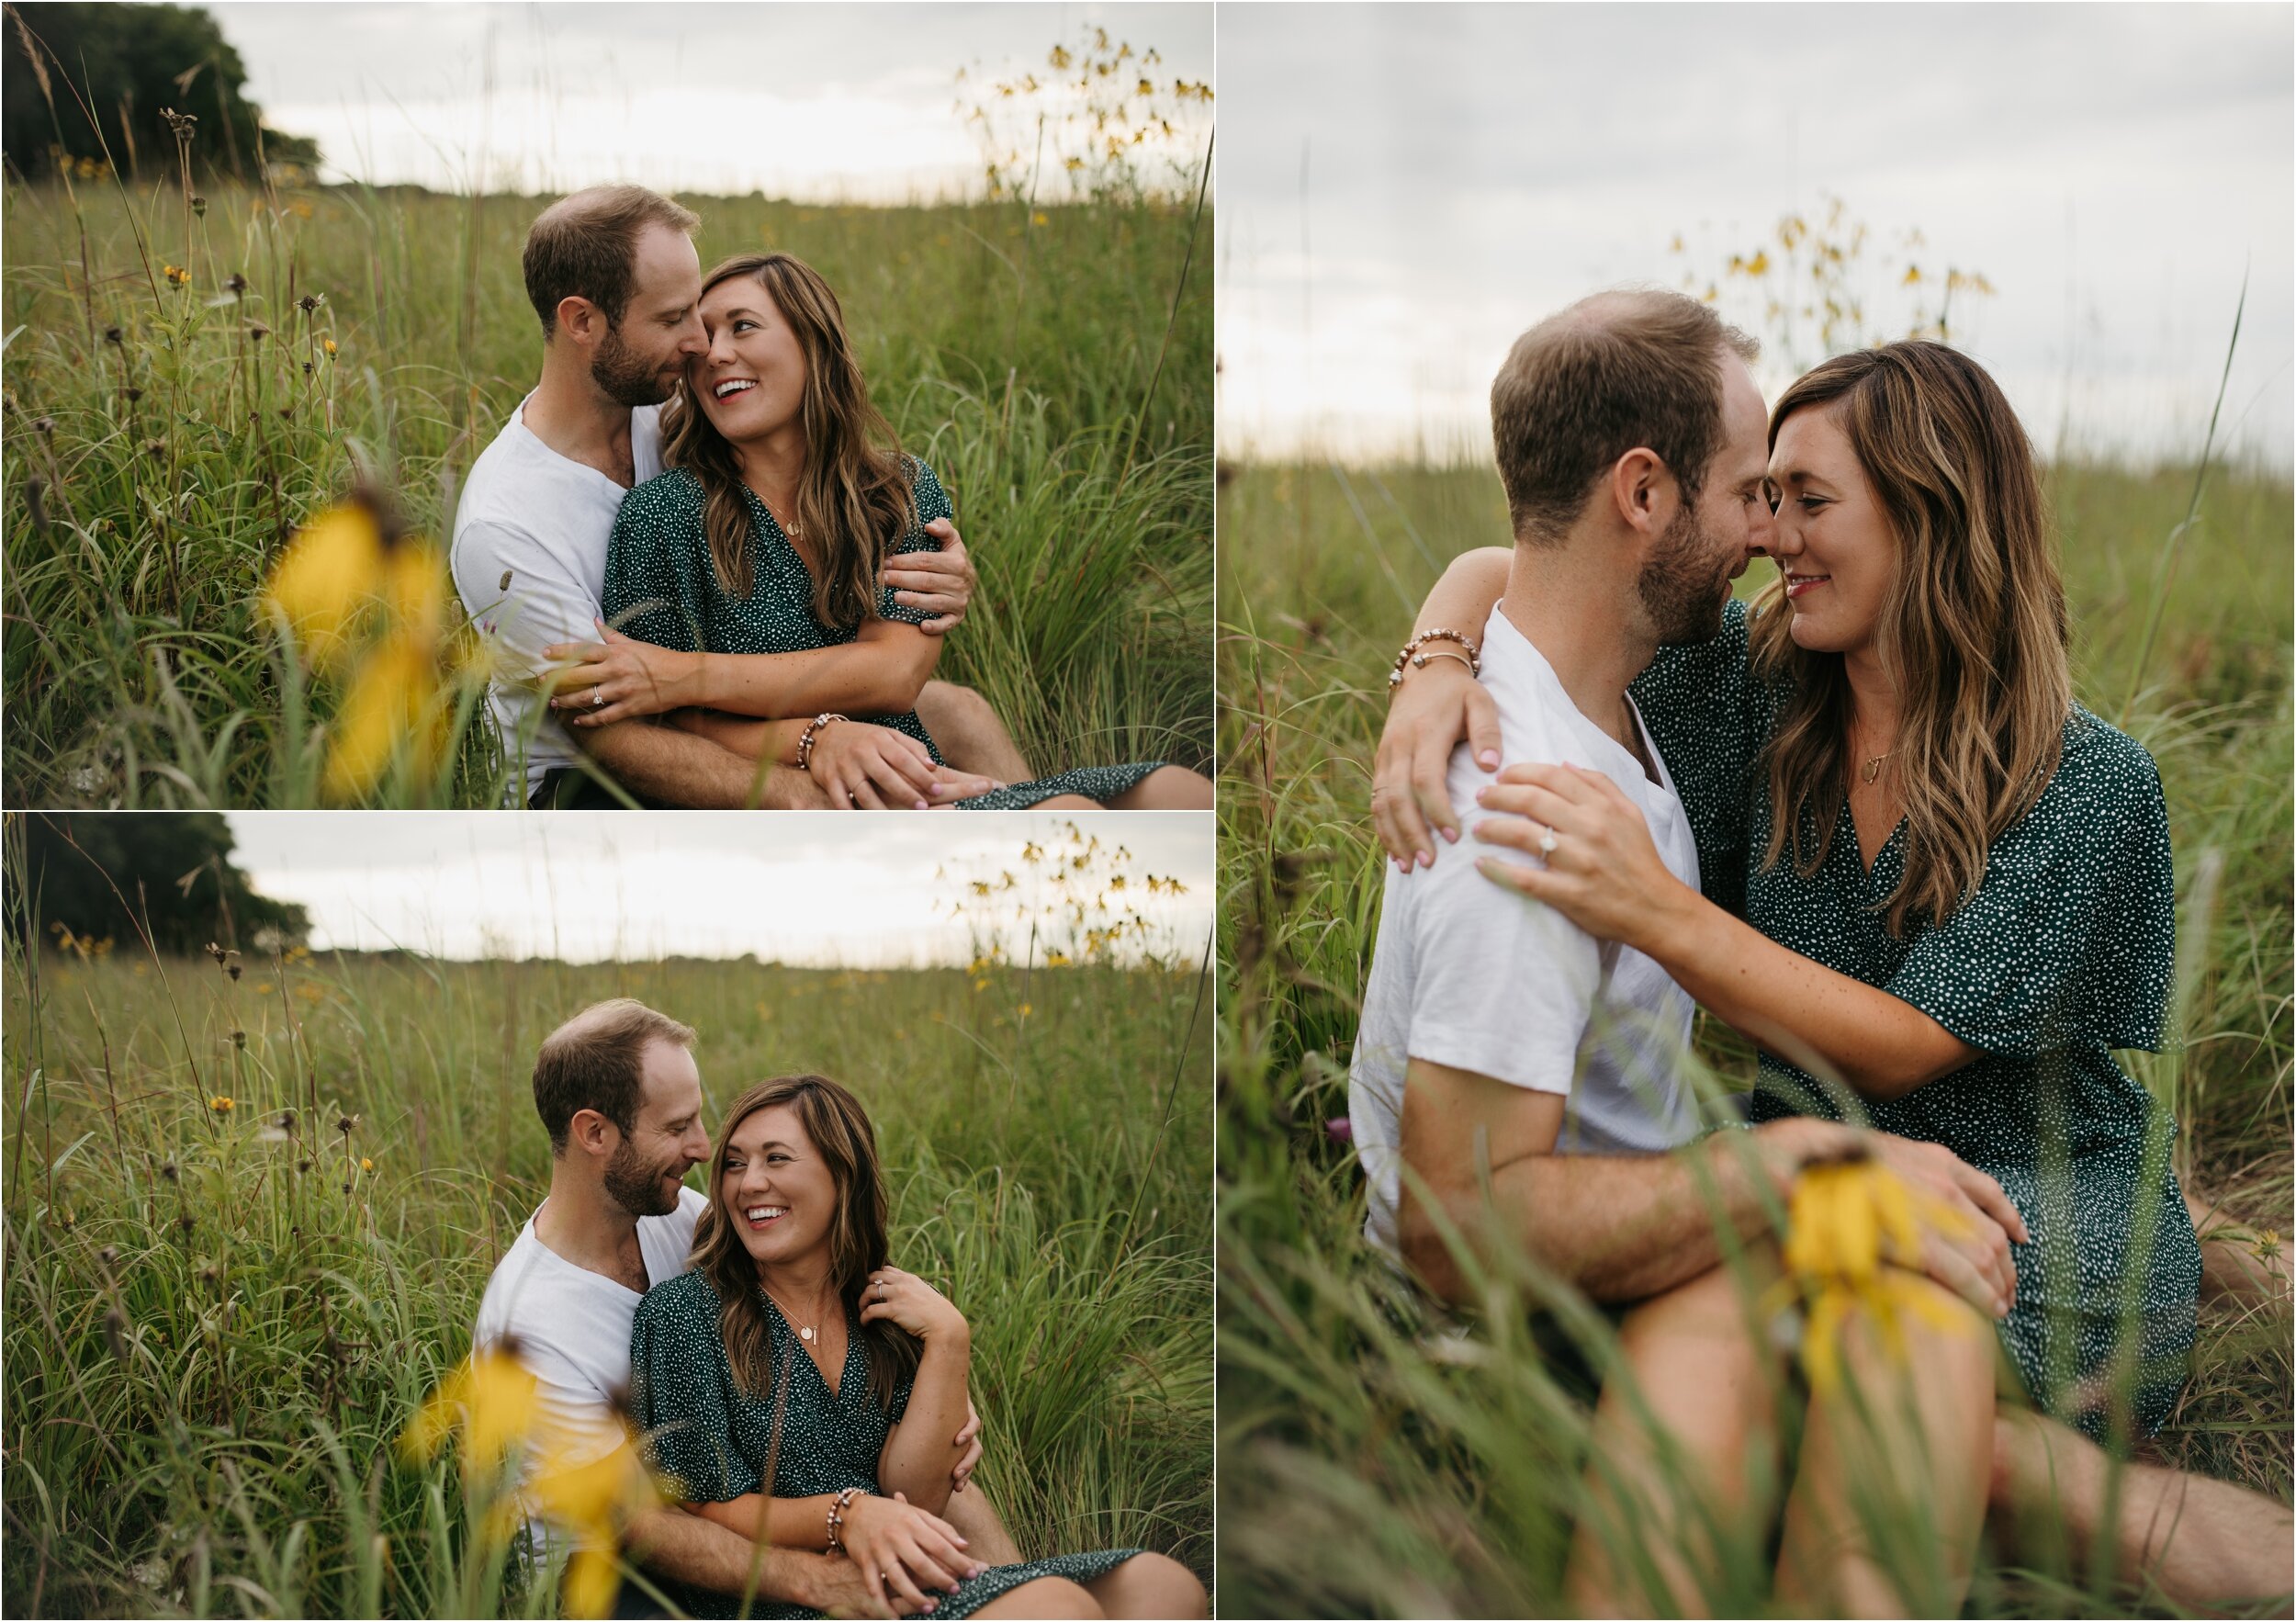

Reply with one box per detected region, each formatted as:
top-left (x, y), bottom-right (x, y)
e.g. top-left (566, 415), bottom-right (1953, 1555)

top-left (1214, 454), bottom-right (2291, 1615)
top-left (2, 172), bottom-right (1212, 805)
top-left (2, 913), bottom-right (1212, 1614)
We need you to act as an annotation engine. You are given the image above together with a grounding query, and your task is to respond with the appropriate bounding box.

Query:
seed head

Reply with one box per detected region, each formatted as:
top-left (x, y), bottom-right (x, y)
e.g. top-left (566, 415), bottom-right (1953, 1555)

top-left (103, 1304), bottom-right (130, 1361)
top-left (190, 195), bottom-right (207, 217)
top-left (297, 294), bottom-right (321, 314)
top-left (224, 273), bottom-right (248, 298)
top-left (231, 1030), bottom-right (246, 1048)
top-left (338, 1114), bottom-right (360, 1136)
top-left (124, 386), bottom-right (144, 403)
top-left (246, 322), bottom-right (268, 343)
top-left (160, 1159), bottom-right (179, 1182)
top-left (32, 416), bottom-right (53, 435)
top-left (96, 1245), bottom-right (119, 1267)
top-left (177, 1211), bottom-right (197, 1234)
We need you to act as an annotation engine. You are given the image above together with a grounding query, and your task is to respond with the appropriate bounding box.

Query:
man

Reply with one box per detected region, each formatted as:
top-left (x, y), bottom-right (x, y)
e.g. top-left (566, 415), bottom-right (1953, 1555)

top-left (1348, 289), bottom-right (2021, 1616)
top-left (450, 185), bottom-right (1030, 808)
top-left (475, 998), bottom-right (1016, 1617)
top-left (1362, 288), bottom-right (2293, 1611)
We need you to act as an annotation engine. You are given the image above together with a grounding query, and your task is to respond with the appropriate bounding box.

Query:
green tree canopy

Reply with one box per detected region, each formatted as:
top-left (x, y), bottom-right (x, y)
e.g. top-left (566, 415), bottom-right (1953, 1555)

top-left (4, 2), bottom-right (320, 182)
top-left (12, 813), bottom-right (310, 957)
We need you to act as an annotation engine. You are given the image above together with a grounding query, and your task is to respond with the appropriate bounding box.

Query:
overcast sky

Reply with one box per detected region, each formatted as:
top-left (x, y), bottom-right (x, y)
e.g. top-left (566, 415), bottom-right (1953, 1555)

top-left (225, 812), bottom-right (1213, 967)
top-left (1217, 3), bottom-right (2292, 468)
top-left (210, 2), bottom-right (1212, 199)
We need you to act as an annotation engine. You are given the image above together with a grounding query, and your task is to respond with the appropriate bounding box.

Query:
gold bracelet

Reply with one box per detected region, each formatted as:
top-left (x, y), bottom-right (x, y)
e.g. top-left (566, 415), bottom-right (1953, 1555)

top-left (795, 713), bottom-right (848, 774)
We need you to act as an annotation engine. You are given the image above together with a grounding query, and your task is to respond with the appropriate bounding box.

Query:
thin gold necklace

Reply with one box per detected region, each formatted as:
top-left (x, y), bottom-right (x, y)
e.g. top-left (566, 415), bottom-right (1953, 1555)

top-left (756, 490), bottom-right (803, 544)
top-left (759, 1278), bottom-right (836, 1346)
top-left (1860, 749), bottom-right (1896, 785)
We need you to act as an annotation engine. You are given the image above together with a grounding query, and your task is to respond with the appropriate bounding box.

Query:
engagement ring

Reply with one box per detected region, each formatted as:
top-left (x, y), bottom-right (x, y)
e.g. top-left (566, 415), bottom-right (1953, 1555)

top-left (591, 688), bottom-right (602, 708)
top-left (1538, 827), bottom-right (1558, 855)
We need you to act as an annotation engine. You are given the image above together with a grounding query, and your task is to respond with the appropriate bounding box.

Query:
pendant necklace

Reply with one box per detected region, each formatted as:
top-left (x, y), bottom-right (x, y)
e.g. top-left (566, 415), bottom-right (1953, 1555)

top-left (761, 1279), bottom-right (829, 1345)
top-left (1860, 749), bottom-right (1896, 785)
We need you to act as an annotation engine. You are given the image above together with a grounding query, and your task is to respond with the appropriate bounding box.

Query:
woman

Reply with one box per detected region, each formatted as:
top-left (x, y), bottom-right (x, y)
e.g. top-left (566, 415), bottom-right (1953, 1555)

top-left (1374, 341), bottom-right (2201, 1443)
top-left (560, 251), bottom-right (1210, 812)
top-left (629, 1074), bottom-right (1204, 1621)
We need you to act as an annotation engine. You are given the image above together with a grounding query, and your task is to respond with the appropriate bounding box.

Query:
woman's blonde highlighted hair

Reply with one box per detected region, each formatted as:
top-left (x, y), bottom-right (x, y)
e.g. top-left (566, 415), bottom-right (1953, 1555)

top-left (1749, 341), bottom-right (2071, 935)
top-left (688, 1074), bottom-right (920, 1414)
top-left (659, 253), bottom-right (918, 631)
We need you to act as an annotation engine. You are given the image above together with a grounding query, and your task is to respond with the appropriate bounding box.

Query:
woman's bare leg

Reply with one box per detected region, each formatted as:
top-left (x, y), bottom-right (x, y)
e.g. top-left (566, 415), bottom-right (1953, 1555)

top-left (1083, 1552), bottom-right (1207, 1618)
top-left (1773, 1275), bottom-right (1994, 1618)
top-left (917, 681), bottom-right (1033, 783)
top-left (2187, 1188), bottom-right (2290, 1306)
top-left (1108, 766), bottom-right (1214, 809)
top-left (1564, 1261), bottom-right (1784, 1618)
top-left (1030, 794), bottom-right (1102, 810)
top-left (972, 1576), bottom-right (1105, 1618)
top-left (1990, 1406), bottom-right (2295, 1608)
top-left (942, 1486), bottom-right (1022, 1567)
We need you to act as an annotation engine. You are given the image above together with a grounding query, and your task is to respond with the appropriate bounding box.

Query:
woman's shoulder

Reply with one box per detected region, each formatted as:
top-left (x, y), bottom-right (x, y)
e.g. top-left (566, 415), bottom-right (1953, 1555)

top-left (616, 467), bottom-right (709, 526)
top-left (634, 1265), bottom-right (725, 1330)
top-left (2032, 705), bottom-right (2165, 818)
top-left (898, 456), bottom-right (951, 521)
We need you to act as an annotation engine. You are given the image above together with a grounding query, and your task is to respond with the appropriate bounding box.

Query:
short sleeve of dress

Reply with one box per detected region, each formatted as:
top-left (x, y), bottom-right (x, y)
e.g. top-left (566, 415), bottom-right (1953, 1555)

top-left (1630, 599), bottom-right (1764, 913)
top-left (602, 476), bottom-right (704, 653)
top-left (875, 458), bottom-right (954, 628)
top-left (1885, 716), bottom-right (2177, 1057)
top-left (630, 1277), bottom-right (760, 1504)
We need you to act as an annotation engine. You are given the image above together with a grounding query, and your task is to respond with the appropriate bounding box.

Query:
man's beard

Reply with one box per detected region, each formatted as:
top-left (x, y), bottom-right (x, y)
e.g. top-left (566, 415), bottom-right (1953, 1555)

top-left (591, 322), bottom-right (670, 409)
top-left (602, 1137), bottom-right (686, 1218)
top-left (1638, 501), bottom-right (1732, 646)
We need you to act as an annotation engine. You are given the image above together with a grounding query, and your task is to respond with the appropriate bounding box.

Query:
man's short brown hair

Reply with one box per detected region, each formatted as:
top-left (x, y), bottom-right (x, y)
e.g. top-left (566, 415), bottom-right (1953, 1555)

top-left (1491, 289), bottom-right (1759, 546)
top-left (532, 998), bottom-right (696, 1153)
top-left (522, 185), bottom-right (701, 338)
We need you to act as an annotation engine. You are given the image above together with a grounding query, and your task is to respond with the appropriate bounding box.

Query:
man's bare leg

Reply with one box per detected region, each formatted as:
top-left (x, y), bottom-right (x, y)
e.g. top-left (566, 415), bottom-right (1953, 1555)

top-left (1991, 1406), bottom-right (2295, 1609)
top-left (943, 1486), bottom-right (1022, 1567)
top-left (1564, 1261), bottom-right (1784, 1618)
top-left (1773, 1277), bottom-right (1995, 1618)
top-left (917, 681), bottom-right (1032, 783)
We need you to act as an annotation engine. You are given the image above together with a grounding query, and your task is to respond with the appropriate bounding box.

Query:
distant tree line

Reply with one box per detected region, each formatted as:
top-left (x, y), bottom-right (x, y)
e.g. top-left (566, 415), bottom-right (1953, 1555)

top-left (3, 2), bottom-right (320, 182)
top-left (11, 814), bottom-right (310, 957)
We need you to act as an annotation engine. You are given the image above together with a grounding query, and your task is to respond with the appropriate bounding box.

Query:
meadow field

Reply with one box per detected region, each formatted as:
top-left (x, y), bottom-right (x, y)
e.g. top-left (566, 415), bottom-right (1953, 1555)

top-left (1215, 454), bottom-right (2292, 1616)
top-left (1, 171), bottom-right (1212, 806)
top-left (0, 867), bottom-right (1213, 1615)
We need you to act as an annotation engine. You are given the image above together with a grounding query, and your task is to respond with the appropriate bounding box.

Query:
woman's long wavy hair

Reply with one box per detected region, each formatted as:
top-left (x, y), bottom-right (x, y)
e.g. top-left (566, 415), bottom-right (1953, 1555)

top-left (1749, 341), bottom-right (2072, 935)
top-left (659, 253), bottom-right (918, 631)
top-left (688, 1074), bottom-right (921, 1414)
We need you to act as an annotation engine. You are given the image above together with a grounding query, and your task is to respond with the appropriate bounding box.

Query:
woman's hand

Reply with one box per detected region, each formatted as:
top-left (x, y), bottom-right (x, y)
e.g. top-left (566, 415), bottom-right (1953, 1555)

top-left (884, 520), bottom-right (977, 636)
top-left (806, 722), bottom-right (996, 810)
top-left (1469, 762), bottom-right (1694, 954)
top-left (842, 1490), bottom-right (985, 1613)
top-left (860, 1266), bottom-right (968, 1344)
top-left (1371, 659), bottom-right (1503, 872)
top-left (544, 620), bottom-right (700, 727)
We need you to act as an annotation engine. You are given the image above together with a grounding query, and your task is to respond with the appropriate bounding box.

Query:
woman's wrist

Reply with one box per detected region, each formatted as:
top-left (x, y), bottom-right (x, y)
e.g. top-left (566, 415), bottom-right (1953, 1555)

top-left (1622, 873), bottom-right (1708, 963)
top-left (683, 649), bottom-right (712, 710)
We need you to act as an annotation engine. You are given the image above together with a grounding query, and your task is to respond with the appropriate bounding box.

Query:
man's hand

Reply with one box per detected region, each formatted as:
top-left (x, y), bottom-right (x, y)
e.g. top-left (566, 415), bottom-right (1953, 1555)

top-left (885, 519), bottom-right (977, 636)
top-left (951, 1402), bottom-right (983, 1492)
top-left (1371, 659), bottom-right (1503, 872)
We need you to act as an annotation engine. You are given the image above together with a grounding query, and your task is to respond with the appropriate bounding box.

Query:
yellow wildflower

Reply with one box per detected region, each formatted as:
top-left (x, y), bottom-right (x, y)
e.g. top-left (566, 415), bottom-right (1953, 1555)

top-left (1779, 1155), bottom-right (1971, 1396)
top-left (208, 1095), bottom-right (235, 1113)
top-left (264, 502), bottom-right (387, 670)
top-left (1902, 265), bottom-right (1924, 287)
top-left (322, 634), bottom-right (443, 803)
top-left (1031, 210), bottom-right (1049, 226)
top-left (398, 1344), bottom-right (540, 1479)
top-left (360, 1156), bottom-right (375, 1173)
top-left (323, 337), bottom-right (337, 355)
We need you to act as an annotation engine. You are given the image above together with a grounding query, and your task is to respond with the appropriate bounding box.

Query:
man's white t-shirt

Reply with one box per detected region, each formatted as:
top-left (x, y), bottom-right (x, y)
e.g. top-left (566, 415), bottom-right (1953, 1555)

top-left (449, 398), bottom-right (663, 803)
top-left (471, 1184), bottom-right (703, 1541)
top-left (1348, 608), bottom-right (1709, 1262)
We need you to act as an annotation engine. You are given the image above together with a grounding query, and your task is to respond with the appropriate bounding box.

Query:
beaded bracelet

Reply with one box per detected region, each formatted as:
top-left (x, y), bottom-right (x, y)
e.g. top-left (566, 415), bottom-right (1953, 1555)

top-left (795, 713), bottom-right (848, 774)
top-left (1387, 628), bottom-right (1481, 689)
top-left (825, 1485), bottom-right (863, 1555)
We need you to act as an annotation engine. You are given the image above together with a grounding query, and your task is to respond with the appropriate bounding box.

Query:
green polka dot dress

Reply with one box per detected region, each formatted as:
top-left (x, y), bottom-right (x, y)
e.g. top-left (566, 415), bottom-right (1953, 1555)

top-left (630, 1269), bottom-right (1142, 1620)
top-left (602, 459), bottom-right (1165, 810)
top-left (1633, 599), bottom-right (2200, 1440)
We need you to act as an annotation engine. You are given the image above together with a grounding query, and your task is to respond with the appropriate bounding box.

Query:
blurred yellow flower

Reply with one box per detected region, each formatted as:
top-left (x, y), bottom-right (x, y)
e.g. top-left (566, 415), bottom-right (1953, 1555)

top-left (323, 337), bottom-right (337, 355)
top-left (163, 264), bottom-right (191, 287)
top-left (398, 1345), bottom-right (540, 1479)
top-left (360, 1156), bottom-right (375, 1173)
top-left (208, 1095), bottom-right (235, 1113)
top-left (1031, 210), bottom-right (1049, 226)
top-left (1781, 1156), bottom-right (1970, 1397)
top-left (265, 502), bottom-right (386, 670)
top-left (322, 635), bottom-right (443, 803)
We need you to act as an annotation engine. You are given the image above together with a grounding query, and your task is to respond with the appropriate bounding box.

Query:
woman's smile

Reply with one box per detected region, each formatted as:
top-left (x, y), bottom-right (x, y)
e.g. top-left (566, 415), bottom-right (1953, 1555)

top-left (1783, 569), bottom-right (1831, 600)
